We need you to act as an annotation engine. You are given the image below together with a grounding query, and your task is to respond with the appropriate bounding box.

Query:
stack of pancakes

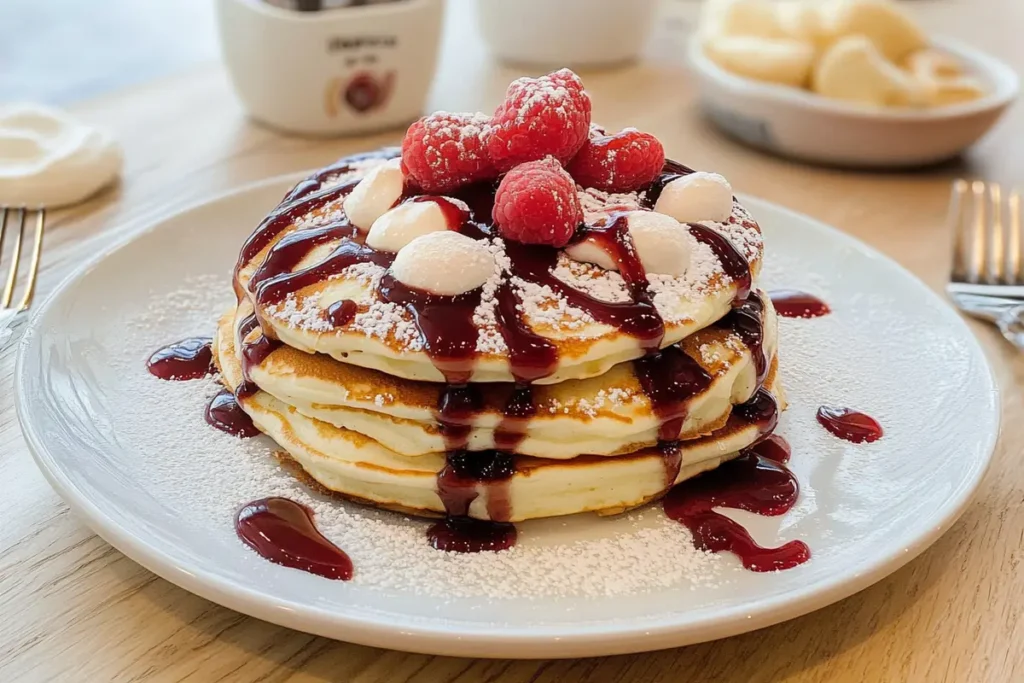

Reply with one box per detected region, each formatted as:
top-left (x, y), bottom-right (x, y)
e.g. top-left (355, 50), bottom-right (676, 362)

top-left (213, 150), bottom-right (785, 523)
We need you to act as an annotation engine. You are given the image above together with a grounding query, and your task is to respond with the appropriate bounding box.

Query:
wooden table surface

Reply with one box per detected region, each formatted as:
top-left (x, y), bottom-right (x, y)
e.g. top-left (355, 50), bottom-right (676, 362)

top-left (2, 1), bottom-right (1022, 681)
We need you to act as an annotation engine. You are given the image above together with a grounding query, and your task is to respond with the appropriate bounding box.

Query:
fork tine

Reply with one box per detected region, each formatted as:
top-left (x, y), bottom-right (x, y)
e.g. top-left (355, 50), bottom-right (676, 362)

top-left (16, 209), bottom-right (45, 311)
top-left (950, 180), bottom-right (971, 282)
top-left (1, 207), bottom-right (26, 309)
top-left (1008, 189), bottom-right (1023, 286)
top-left (0, 208), bottom-right (8, 275)
top-left (965, 181), bottom-right (988, 283)
top-left (988, 183), bottom-right (1005, 284)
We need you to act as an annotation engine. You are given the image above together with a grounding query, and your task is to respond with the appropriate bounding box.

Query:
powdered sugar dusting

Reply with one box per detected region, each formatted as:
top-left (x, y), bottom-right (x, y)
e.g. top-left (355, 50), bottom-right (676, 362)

top-left (578, 187), bottom-right (641, 223)
top-left (267, 292), bottom-right (331, 332)
top-left (351, 300), bottom-right (424, 350)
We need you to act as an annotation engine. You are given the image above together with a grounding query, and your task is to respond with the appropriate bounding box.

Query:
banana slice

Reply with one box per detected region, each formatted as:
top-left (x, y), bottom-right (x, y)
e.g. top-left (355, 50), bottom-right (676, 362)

top-left (928, 77), bottom-right (987, 106)
top-left (819, 0), bottom-right (928, 61)
top-left (706, 36), bottom-right (816, 87)
top-left (812, 35), bottom-right (929, 106)
top-left (701, 0), bottom-right (784, 39)
top-left (774, 1), bottom-right (829, 48)
top-left (902, 48), bottom-right (964, 80)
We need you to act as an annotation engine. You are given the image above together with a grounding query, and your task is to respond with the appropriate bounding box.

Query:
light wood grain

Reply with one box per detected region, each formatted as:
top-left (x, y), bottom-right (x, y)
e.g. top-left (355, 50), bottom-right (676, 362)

top-left (2, 1), bottom-right (1023, 681)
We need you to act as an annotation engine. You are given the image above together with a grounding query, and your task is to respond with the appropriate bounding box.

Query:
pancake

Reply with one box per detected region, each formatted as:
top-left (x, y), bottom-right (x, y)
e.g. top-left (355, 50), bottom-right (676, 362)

top-left (234, 151), bottom-right (765, 385)
top-left (214, 320), bottom-right (788, 522)
top-left (227, 293), bottom-right (781, 459)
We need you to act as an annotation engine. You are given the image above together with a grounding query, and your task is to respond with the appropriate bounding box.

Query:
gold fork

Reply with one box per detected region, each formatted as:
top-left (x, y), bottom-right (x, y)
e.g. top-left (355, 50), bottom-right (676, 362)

top-left (0, 207), bottom-right (46, 351)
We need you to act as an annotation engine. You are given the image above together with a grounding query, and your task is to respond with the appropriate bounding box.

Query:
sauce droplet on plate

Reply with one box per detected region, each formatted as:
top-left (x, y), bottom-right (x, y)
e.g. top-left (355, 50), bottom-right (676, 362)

top-left (769, 290), bottom-right (831, 318)
top-left (235, 497), bottom-right (353, 580)
top-left (816, 406), bottom-right (883, 443)
top-left (146, 337), bottom-right (214, 380)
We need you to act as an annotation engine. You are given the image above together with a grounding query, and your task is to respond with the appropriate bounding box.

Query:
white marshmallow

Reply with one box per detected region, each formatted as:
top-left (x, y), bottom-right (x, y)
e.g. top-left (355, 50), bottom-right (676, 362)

top-left (565, 239), bottom-right (618, 271)
top-left (390, 231), bottom-right (495, 296)
top-left (654, 172), bottom-right (734, 224)
top-left (366, 199), bottom-right (460, 252)
top-left (566, 211), bottom-right (691, 277)
top-left (342, 157), bottom-right (404, 231)
top-left (627, 211), bottom-right (692, 277)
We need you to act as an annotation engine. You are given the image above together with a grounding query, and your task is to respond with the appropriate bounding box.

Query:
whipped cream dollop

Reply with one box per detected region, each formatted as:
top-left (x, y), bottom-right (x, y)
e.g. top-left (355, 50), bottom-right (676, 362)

top-left (566, 211), bottom-right (692, 277)
top-left (0, 103), bottom-right (122, 208)
top-left (654, 172), bottom-right (734, 224)
top-left (390, 231), bottom-right (495, 296)
top-left (366, 197), bottom-right (467, 252)
top-left (343, 158), bottom-right (405, 231)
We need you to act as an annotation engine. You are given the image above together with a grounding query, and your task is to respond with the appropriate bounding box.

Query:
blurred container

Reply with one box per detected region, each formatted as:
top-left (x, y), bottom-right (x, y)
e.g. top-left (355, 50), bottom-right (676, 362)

top-left (216, 0), bottom-right (444, 136)
top-left (476, 0), bottom-right (659, 68)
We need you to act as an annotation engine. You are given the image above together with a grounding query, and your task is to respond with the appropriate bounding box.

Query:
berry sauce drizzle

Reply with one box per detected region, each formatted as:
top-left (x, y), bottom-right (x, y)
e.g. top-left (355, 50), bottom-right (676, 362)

top-left (427, 517), bottom-right (518, 553)
top-left (236, 497), bottom-right (354, 580)
top-left (378, 274), bottom-right (482, 384)
top-left (713, 292), bottom-right (768, 386)
top-left (733, 387), bottom-right (780, 437)
top-left (146, 337), bottom-right (214, 381)
top-left (658, 440), bottom-right (683, 488)
top-left (816, 406), bottom-right (883, 443)
top-left (233, 147), bottom-right (400, 298)
top-left (769, 290), bottom-right (831, 319)
top-left (663, 435), bottom-right (809, 572)
top-left (689, 224), bottom-right (752, 304)
top-left (236, 311), bottom-right (282, 398)
top-left (326, 299), bottom-right (359, 327)
top-left (436, 450), bottom-right (516, 521)
top-left (634, 346), bottom-right (713, 442)
top-left (205, 389), bottom-right (260, 438)
top-left (505, 238), bottom-right (666, 354)
top-left (431, 450), bottom-right (519, 553)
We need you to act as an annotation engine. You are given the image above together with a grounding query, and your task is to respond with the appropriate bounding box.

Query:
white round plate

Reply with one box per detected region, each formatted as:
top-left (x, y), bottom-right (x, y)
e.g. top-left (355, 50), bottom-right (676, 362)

top-left (16, 176), bottom-right (999, 659)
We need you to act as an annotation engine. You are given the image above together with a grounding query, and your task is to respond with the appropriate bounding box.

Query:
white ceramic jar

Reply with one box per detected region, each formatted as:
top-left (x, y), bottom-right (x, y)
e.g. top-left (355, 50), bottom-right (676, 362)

top-left (475, 0), bottom-right (659, 68)
top-left (216, 0), bottom-right (445, 136)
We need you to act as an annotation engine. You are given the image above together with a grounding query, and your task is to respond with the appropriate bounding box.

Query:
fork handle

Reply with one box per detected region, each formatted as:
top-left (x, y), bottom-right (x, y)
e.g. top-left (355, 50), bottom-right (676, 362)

top-left (949, 292), bottom-right (1024, 322)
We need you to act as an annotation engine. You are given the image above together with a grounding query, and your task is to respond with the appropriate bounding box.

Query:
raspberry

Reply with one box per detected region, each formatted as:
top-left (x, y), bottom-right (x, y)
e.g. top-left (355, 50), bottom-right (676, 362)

top-left (492, 157), bottom-right (583, 248)
top-left (566, 128), bottom-right (666, 193)
top-left (401, 112), bottom-right (495, 193)
top-left (487, 69), bottom-right (592, 172)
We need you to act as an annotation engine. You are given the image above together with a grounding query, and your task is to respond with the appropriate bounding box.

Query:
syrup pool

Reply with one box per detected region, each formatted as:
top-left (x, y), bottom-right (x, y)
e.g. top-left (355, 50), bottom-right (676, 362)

top-left (663, 437), bottom-right (810, 572)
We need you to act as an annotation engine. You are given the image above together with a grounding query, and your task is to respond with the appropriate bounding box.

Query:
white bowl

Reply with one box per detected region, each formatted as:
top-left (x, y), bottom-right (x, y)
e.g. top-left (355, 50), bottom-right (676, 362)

top-left (688, 37), bottom-right (1019, 168)
top-left (216, 0), bottom-right (445, 136)
top-left (476, 0), bottom-right (659, 68)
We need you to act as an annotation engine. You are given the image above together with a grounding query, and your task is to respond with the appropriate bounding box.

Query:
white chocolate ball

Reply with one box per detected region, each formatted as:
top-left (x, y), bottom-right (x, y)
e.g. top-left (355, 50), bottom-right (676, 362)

top-left (390, 231), bottom-right (495, 296)
top-left (654, 172), bottom-right (734, 224)
top-left (566, 211), bottom-right (691, 277)
top-left (342, 158), bottom-right (404, 231)
top-left (366, 199), bottom-right (460, 252)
